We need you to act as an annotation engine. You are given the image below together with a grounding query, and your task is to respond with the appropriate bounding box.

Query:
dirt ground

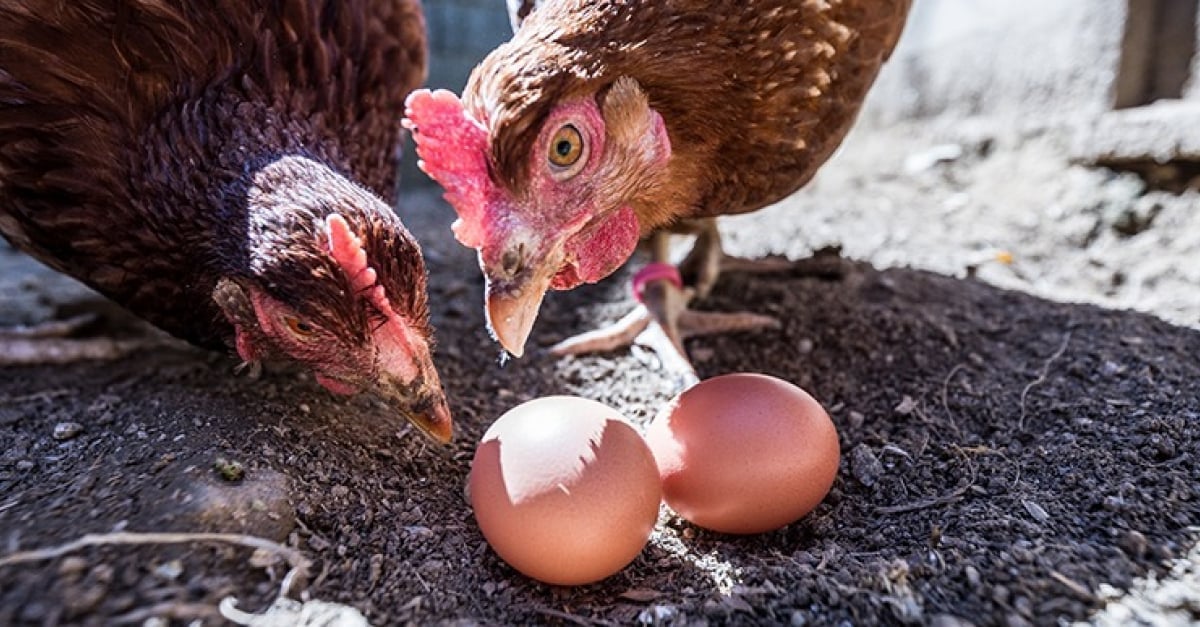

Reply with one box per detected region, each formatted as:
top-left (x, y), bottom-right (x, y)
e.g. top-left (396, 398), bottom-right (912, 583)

top-left (2, 115), bottom-right (1199, 626)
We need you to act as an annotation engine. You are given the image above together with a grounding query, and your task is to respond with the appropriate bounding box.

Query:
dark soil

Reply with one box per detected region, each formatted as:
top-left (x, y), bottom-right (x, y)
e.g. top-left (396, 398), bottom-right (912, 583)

top-left (2, 136), bottom-right (1200, 625)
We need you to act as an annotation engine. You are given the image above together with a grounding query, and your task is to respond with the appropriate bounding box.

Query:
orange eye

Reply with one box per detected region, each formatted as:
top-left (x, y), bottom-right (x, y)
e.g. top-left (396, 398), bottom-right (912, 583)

top-left (547, 124), bottom-right (584, 168)
top-left (283, 316), bottom-right (316, 337)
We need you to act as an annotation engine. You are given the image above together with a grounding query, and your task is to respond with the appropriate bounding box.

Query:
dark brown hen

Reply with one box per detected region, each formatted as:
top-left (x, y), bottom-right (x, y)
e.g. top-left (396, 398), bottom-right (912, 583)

top-left (0, 0), bottom-right (453, 441)
top-left (405, 0), bottom-right (910, 382)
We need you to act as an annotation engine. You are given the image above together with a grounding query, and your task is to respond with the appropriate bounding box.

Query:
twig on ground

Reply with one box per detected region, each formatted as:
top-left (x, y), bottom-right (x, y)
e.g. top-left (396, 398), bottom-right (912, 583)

top-left (957, 444), bottom-right (1021, 491)
top-left (0, 388), bottom-right (75, 405)
top-left (876, 446), bottom-right (978, 515)
top-left (0, 531), bottom-right (307, 573)
top-left (112, 601), bottom-right (220, 625)
top-left (940, 363), bottom-right (968, 421)
top-left (874, 487), bottom-right (972, 515)
top-left (1017, 331), bottom-right (1072, 430)
top-left (0, 530), bottom-right (311, 607)
top-left (534, 607), bottom-right (616, 626)
top-left (1049, 570), bottom-right (1097, 602)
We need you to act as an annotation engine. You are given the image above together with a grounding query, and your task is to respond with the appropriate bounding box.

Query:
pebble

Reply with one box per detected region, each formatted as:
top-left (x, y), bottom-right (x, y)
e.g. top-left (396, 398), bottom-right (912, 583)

top-left (153, 559), bottom-right (184, 581)
top-left (1118, 529), bottom-right (1148, 559)
top-left (57, 556), bottom-right (89, 578)
top-left (964, 565), bottom-right (982, 588)
top-left (52, 421), bottom-right (83, 440)
top-left (849, 444), bottom-right (884, 487)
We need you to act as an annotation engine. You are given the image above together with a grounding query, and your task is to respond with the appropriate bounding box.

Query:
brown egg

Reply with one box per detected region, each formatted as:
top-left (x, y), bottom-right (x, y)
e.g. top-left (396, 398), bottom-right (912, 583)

top-left (644, 373), bottom-right (839, 534)
top-left (469, 396), bottom-right (661, 585)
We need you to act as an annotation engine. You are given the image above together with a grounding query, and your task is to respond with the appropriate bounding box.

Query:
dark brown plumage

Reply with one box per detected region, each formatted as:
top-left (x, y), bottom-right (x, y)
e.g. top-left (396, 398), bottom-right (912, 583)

top-left (406, 0), bottom-right (910, 376)
top-left (0, 0), bottom-right (453, 441)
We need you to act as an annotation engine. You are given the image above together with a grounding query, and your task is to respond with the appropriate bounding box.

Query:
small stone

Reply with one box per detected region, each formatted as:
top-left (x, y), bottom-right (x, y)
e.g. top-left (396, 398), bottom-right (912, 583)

top-left (850, 444), bottom-right (884, 487)
top-left (930, 614), bottom-right (976, 627)
top-left (964, 565), bottom-right (981, 588)
top-left (153, 559), bottom-right (183, 581)
top-left (1006, 546), bottom-right (1032, 565)
top-left (1013, 595), bottom-right (1033, 617)
top-left (58, 556), bottom-right (89, 578)
top-left (638, 605), bottom-right (679, 624)
top-left (1003, 612), bottom-right (1032, 627)
top-left (1022, 500), bottom-right (1050, 524)
top-left (1118, 529), bottom-right (1147, 559)
top-left (894, 396), bottom-right (919, 416)
top-left (52, 421), bottom-right (83, 440)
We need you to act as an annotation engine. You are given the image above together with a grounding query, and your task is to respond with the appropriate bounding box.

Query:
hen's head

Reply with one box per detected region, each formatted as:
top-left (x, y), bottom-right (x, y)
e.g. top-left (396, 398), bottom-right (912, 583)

top-left (212, 156), bottom-right (452, 443)
top-left (404, 76), bottom-right (671, 356)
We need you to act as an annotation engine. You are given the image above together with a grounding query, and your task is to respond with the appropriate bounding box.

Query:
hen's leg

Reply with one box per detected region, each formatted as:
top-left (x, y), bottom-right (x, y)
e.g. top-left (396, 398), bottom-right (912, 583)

top-left (678, 219), bottom-right (796, 298)
top-left (549, 222), bottom-right (779, 384)
top-left (0, 314), bottom-right (153, 366)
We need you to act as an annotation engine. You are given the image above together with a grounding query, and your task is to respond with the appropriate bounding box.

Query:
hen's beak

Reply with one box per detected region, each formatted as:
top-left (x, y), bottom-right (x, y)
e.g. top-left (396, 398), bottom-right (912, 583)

top-left (375, 374), bottom-right (453, 444)
top-left (483, 248), bottom-right (561, 358)
top-left (486, 275), bottom-right (548, 358)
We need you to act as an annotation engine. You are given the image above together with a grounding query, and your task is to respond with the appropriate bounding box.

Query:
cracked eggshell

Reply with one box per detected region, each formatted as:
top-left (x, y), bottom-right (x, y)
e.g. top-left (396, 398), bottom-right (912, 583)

top-left (469, 396), bottom-right (661, 585)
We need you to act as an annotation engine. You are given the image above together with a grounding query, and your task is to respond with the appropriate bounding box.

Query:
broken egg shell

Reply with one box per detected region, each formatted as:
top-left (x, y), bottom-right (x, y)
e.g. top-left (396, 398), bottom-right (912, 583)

top-left (469, 396), bottom-right (661, 585)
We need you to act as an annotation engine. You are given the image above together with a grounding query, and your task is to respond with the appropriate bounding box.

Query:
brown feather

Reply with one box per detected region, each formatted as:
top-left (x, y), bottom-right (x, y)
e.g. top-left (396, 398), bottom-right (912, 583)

top-left (0, 0), bottom-right (428, 349)
top-left (466, 0), bottom-right (911, 232)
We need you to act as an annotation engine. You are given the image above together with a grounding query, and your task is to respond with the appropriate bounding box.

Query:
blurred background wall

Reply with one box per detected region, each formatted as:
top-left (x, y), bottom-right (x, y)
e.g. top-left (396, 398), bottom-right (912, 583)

top-left (421, 0), bottom-right (513, 96)
top-left (400, 0), bottom-right (512, 187)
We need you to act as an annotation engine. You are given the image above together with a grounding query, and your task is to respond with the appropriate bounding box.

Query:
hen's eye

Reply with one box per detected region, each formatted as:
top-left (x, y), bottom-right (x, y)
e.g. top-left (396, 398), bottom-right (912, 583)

top-left (547, 124), bottom-right (584, 168)
top-left (283, 316), bottom-right (316, 337)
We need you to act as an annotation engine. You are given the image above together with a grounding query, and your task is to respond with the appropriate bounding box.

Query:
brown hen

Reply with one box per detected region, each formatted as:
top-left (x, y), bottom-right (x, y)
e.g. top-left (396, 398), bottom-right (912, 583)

top-left (0, 0), bottom-right (452, 441)
top-left (406, 0), bottom-right (910, 383)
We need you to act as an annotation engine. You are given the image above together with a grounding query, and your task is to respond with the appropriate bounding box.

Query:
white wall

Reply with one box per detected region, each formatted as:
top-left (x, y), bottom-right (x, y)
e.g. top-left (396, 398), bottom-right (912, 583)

top-left (863, 0), bottom-right (1130, 124)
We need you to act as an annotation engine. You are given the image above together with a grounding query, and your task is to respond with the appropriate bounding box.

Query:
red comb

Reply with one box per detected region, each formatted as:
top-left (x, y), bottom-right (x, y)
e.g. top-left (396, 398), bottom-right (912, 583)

top-left (403, 89), bottom-right (490, 249)
top-left (325, 214), bottom-right (399, 321)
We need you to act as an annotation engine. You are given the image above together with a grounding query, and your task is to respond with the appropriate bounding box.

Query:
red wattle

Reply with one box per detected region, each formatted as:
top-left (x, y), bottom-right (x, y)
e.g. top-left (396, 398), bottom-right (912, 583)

top-left (556, 205), bottom-right (640, 290)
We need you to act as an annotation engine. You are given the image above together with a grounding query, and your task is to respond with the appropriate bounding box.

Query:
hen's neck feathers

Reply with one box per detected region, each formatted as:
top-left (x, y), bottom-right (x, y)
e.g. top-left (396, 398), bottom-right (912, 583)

top-left (467, 0), bottom-right (910, 230)
top-left (234, 155), bottom-right (430, 348)
top-left (0, 0), bottom-right (428, 348)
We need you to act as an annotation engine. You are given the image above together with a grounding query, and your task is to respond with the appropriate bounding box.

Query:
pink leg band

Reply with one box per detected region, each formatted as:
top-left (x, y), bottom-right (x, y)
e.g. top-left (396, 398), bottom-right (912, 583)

top-left (632, 262), bottom-right (683, 303)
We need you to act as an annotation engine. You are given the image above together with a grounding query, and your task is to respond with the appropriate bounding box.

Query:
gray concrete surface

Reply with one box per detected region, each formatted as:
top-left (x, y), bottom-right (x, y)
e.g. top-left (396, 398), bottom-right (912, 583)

top-left (864, 1), bottom-right (1126, 123)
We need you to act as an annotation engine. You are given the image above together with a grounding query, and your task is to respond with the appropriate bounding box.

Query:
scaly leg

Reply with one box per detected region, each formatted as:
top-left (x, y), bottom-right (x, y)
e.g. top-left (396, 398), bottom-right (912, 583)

top-left (677, 218), bottom-right (798, 298)
top-left (549, 220), bottom-right (781, 384)
top-left (0, 313), bottom-right (156, 366)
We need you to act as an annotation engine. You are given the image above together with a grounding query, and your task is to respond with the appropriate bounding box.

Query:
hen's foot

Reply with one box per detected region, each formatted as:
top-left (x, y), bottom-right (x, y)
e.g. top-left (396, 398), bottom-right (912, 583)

top-left (0, 314), bottom-right (154, 366)
top-left (548, 264), bottom-right (779, 386)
